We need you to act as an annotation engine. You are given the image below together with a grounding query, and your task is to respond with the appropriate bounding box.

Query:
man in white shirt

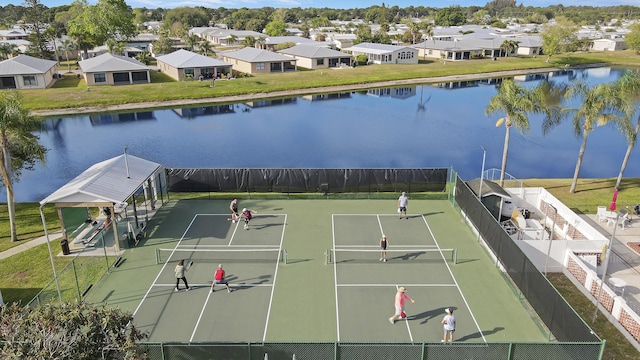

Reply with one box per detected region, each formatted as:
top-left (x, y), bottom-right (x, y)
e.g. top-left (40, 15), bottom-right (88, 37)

top-left (398, 192), bottom-right (409, 219)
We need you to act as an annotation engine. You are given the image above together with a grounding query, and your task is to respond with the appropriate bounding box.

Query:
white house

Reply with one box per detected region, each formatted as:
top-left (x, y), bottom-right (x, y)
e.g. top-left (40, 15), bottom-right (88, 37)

top-left (341, 42), bottom-right (418, 64)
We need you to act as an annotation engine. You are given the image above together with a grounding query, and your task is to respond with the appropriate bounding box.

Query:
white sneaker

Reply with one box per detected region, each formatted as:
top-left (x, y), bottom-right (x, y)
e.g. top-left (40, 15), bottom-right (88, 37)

top-left (228, 289), bottom-right (232, 293)
top-left (244, 224), bottom-right (248, 229)
top-left (379, 258), bottom-right (383, 261)
top-left (383, 259), bottom-right (387, 262)
top-left (389, 317), bottom-right (394, 324)
top-left (232, 220), bottom-right (236, 223)
top-left (175, 288), bottom-right (179, 292)
top-left (186, 287), bottom-right (190, 291)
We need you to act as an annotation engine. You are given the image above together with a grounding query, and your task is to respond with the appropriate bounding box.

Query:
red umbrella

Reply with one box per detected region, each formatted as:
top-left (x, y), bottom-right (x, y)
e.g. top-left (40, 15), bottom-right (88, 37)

top-left (609, 189), bottom-right (619, 211)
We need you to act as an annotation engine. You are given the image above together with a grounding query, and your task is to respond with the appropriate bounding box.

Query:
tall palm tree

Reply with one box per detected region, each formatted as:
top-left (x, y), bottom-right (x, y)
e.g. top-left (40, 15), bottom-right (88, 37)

top-left (185, 34), bottom-right (200, 52)
top-left (485, 79), bottom-right (546, 186)
top-left (0, 43), bottom-right (17, 60)
top-left (59, 39), bottom-right (77, 73)
top-left (613, 71), bottom-right (640, 189)
top-left (563, 78), bottom-right (635, 193)
top-left (0, 91), bottom-right (47, 242)
top-left (198, 41), bottom-right (214, 57)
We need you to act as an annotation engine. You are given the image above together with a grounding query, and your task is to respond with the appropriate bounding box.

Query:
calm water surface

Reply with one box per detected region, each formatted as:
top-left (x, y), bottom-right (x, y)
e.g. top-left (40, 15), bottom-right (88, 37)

top-left (7, 66), bottom-right (640, 202)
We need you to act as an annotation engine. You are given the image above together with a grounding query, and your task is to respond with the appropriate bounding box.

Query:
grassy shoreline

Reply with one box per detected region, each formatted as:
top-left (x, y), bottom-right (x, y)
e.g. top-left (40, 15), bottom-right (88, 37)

top-left (26, 50), bottom-right (640, 116)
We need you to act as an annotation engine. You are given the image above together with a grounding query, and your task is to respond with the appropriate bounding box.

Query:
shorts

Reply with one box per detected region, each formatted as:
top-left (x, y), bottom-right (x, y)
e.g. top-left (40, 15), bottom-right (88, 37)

top-left (395, 306), bottom-right (404, 316)
top-left (399, 206), bottom-right (407, 212)
top-left (213, 279), bottom-right (227, 285)
top-left (444, 329), bottom-right (455, 335)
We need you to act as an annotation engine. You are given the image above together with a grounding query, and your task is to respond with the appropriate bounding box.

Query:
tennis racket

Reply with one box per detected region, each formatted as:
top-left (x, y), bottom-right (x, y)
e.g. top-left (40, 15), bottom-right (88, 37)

top-left (187, 261), bottom-right (194, 269)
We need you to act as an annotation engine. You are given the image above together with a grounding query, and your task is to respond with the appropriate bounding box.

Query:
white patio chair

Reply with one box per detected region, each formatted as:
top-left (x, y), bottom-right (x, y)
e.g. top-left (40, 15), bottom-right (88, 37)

top-left (596, 206), bottom-right (608, 223)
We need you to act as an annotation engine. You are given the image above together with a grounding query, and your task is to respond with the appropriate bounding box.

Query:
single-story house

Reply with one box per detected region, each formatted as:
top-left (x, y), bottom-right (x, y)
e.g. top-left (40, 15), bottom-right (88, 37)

top-left (592, 38), bottom-right (628, 51)
top-left (221, 47), bottom-right (297, 74)
top-left (200, 29), bottom-right (266, 46)
top-left (258, 36), bottom-right (321, 51)
top-left (87, 45), bottom-right (145, 59)
top-left (327, 34), bottom-right (356, 50)
top-left (277, 45), bottom-right (352, 69)
top-left (414, 40), bottom-right (483, 61)
top-left (0, 54), bottom-right (58, 89)
top-left (78, 53), bottom-right (150, 86)
top-left (341, 42), bottom-right (418, 64)
top-left (514, 36), bottom-right (543, 56)
top-left (156, 49), bottom-right (232, 81)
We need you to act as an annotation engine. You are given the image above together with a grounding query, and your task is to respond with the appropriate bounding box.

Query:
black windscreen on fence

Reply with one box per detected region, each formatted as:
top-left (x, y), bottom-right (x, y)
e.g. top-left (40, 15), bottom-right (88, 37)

top-left (166, 168), bottom-right (448, 194)
top-left (454, 177), bottom-right (600, 344)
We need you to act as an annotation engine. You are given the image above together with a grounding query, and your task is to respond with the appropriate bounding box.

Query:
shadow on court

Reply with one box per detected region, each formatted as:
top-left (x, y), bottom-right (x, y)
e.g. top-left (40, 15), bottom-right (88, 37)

top-left (414, 307), bottom-right (454, 324)
top-left (457, 327), bottom-right (505, 341)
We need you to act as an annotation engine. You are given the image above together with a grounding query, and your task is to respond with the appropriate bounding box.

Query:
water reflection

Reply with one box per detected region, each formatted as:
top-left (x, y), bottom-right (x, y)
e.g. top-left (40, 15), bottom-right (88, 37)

top-left (172, 105), bottom-right (235, 119)
top-left (6, 66), bottom-right (639, 202)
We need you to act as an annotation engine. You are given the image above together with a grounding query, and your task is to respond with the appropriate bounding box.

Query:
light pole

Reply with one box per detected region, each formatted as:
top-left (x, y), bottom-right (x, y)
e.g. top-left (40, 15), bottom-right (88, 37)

top-left (593, 213), bottom-right (619, 323)
top-left (544, 204), bottom-right (557, 275)
top-left (479, 146), bottom-right (486, 200)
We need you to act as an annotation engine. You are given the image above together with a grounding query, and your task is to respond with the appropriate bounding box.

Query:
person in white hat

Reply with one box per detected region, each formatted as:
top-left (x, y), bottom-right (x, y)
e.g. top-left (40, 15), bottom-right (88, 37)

top-left (389, 286), bottom-right (415, 324)
top-left (441, 308), bottom-right (456, 342)
top-left (240, 208), bottom-right (257, 230)
top-left (398, 192), bottom-right (409, 219)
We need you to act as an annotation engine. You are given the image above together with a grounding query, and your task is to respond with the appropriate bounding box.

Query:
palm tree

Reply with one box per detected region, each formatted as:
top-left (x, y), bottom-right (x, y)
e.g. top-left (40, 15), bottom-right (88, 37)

top-left (485, 79), bottom-right (546, 186)
top-left (613, 71), bottom-right (640, 189)
top-left (0, 43), bottom-right (17, 60)
top-left (198, 41), bottom-right (214, 57)
top-left (227, 34), bottom-right (238, 46)
top-left (500, 40), bottom-right (519, 57)
top-left (563, 78), bottom-right (636, 193)
top-left (59, 39), bottom-right (77, 73)
top-left (185, 34), bottom-right (200, 52)
top-left (0, 91), bottom-right (47, 242)
top-left (242, 35), bottom-right (256, 48)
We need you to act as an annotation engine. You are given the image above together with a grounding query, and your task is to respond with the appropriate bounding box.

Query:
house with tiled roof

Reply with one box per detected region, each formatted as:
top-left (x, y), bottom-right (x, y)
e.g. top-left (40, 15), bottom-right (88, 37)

top-left (156, 49), bottom-right (232, 81)
top-left (277, 45), bottom-right (352, 69)
top-left (0, 54), bottom-right (57, 89)
top-left (78, 53), bottom-right (150, 86)
top-left (221, 47), bottom-right (297, 74)
top-left (341, 42), bottom-right (418, 64)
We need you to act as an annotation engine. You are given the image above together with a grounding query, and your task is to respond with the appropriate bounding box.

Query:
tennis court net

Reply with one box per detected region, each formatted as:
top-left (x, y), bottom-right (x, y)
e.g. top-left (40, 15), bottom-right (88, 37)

top-left (156, 248), bottom-right (287, 265)
top-left (327, 248), bottom-right (456, 264)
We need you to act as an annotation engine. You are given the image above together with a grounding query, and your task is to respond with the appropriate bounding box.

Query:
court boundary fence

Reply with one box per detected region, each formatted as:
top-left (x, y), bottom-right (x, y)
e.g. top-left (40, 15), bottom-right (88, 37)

top-left (453, 175), bottom-right (605, 359)
top-left (136, 341), bottom-right (605, 360)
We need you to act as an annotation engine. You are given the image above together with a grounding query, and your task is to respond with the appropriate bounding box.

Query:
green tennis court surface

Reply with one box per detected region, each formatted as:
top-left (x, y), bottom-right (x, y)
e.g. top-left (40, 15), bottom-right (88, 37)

top-left (85, 199), bottom-right (547, 343)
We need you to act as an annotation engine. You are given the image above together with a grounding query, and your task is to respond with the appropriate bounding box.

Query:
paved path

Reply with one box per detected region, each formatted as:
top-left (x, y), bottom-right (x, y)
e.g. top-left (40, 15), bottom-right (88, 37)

top-left (0, 231), bottom-right (63, 260)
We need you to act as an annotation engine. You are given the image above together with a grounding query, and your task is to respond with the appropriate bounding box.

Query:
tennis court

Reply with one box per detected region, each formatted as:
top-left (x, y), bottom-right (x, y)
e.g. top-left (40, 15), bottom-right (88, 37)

top-left (86, 199), bottom-right (548, 344)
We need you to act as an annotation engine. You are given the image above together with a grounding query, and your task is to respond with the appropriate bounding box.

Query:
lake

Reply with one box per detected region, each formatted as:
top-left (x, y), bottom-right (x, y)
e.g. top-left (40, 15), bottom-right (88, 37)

top-left (5, 66), bottom-right (639, 202)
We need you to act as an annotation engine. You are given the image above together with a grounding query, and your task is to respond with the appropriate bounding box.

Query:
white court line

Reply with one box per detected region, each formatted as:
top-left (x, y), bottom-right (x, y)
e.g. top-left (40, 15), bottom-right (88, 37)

top-left (335, 244), bottom-right (437, 248)
top-left (262, 214), bottom-right (287, 342)
top-left (422, 215), bottom-right (486, 343)
top-left (190, 290), bottom-right (214, 342)
top-left (332, 214), bottom-right (341, 341)
top-left (132, 214), bottom-right (199, 317)
top-left (154, 283), bottom-right (273, 288)
top-left (176, 244), bottom-right (280, 248)
top-left (337, 283), bottom-right (457, 287)
top-left (377, 215), bottom-right (384, 236)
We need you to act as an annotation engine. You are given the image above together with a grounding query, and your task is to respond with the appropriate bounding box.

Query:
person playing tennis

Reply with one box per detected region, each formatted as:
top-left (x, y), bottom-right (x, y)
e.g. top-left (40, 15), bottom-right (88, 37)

top-left (398, 192), bottom-right (409, 219)
top-left (379, 235), bottom-right (389, 262)
top-left (174, 260), bottom-right (191, 292)
top-left (389, 287), bottom-right (414, 324)
top-left (229, 198), bottom-right (239, 223)
top-left (211, 264), bottom-right (232, 293)
top-left (240, 208), bottom-right (257, 230)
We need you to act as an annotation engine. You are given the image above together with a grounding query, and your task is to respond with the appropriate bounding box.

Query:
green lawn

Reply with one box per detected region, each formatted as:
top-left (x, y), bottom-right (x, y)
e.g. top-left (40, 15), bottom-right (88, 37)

top-left (21, 50), bottom-right (640, 112)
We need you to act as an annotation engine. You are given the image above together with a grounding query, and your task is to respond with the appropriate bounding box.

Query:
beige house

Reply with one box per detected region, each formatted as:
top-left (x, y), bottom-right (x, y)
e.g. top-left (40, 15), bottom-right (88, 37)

top-left (78, 53), bottom-right (150, 86)
top-left (0, 54), bottom-right (58, 89)
top-left (342, 42), bottom-right (418, 64)
top-left (277, 45), bottom-right (352, 69)
top-left (221, 47), bottom-right (297, 74)
top-left (156, 49), bottom-right (232, 81)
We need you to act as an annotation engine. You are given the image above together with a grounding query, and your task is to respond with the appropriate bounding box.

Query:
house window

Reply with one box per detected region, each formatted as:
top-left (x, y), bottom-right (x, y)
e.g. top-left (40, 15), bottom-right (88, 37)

top-left (256, 63), bottom-right (265, 70)
top-left (428, 50), bottom-right (433, 55)
top-left (317, 58), bottom-right (324, 65)
top-left (93, 73), bottom-right (106, 83)
top-left (185, 68), bottom-right (195, 77)
top-left (23, 75), bottom-right (36, 86)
